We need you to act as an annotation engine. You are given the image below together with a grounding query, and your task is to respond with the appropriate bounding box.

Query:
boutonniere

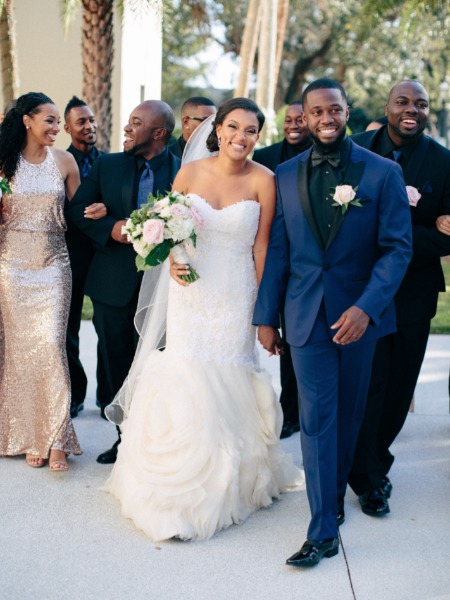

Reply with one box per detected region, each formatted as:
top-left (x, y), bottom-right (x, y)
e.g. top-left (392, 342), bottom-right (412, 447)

top-left (406, 185), bottom-right (421, 207)
top-left (330, 184), bottom-right (364, 214)
top-left (0, 177), bottom-right (11, 202)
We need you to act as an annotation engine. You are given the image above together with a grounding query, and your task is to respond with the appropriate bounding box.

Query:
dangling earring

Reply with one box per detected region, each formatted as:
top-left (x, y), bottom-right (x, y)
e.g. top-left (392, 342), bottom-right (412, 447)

top-left (26, 125), bottom-right (29, 130)
top-left (218, 136), bottom-right (221, 149)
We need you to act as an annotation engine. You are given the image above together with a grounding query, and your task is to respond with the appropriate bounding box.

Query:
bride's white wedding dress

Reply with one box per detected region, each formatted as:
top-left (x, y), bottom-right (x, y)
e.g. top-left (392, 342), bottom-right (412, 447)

top-left (105, 194), bottom-right (304, 541)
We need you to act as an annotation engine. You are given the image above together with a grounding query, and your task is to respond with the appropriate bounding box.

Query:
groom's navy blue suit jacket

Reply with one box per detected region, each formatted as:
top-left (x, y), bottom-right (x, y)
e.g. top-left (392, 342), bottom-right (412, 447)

top-left (253, 139), bottom-right (412, 345)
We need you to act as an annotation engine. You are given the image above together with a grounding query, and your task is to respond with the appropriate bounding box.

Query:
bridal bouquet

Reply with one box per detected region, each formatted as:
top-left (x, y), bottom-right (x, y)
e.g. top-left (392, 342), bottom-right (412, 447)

top-left (0, 177), bottom-right (12, 201)
top-left (122, 191), bottom-right (203, 282)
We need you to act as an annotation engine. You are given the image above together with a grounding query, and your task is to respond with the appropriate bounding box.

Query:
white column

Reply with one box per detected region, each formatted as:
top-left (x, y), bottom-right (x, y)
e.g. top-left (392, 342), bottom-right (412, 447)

top-left (119, 0), bottom-right (163, 147)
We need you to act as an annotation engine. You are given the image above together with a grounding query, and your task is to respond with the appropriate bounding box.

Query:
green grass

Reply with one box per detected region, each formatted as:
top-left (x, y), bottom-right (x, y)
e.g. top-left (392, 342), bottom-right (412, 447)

top-left (430, 261), bottom-right (450, 334)
top-left (81, 261), bottom-right (450, 333)
top-left (82, 295), bottom-right (93, 320)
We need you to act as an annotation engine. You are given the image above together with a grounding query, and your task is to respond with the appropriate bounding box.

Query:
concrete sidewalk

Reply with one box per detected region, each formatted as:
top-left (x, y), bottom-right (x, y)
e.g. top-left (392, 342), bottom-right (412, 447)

top-left (1, 324), bottom-right (450, 600)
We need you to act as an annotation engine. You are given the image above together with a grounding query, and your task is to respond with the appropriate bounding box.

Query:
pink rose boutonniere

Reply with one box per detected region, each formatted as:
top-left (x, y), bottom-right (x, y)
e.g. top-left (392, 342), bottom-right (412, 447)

top-left (331, 184), bottom-right (364, 214)
top-left (406, 185), bottom-right (421, 207)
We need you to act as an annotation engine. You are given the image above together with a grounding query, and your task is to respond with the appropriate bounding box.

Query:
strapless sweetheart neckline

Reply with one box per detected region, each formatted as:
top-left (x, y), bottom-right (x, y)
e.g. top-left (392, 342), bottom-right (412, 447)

top-left (188, 193), bottom-right (259, 212)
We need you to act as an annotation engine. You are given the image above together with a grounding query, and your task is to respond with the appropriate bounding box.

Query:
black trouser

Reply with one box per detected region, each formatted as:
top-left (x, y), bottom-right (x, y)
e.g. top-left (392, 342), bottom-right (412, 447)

top-left (348, 318), bottom-right (430, 495)
top-left (279, 313), bottom-right (300, 426)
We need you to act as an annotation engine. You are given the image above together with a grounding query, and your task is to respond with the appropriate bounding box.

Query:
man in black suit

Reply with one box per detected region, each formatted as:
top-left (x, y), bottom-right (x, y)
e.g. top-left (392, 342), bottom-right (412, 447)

top-left (69, 100), bottom-right (181, 463)
top-left (169, 96), bottom-right (216, 159)
top-left (349, 80), bottom-right (450, 516)
top-left (253, 101), bottom-right (312, 439)
top-left (64, 96), bottom-right (112, 418)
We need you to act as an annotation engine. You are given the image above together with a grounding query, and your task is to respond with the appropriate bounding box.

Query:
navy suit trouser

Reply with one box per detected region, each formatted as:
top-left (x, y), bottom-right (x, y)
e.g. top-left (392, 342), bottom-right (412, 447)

top-left (290, 317), bottom-right (376, 540)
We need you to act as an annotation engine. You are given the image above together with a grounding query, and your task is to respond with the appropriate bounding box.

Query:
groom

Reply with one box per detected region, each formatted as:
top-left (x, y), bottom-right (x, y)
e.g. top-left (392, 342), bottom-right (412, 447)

top-left (253, 79), bottom-right (412, 567)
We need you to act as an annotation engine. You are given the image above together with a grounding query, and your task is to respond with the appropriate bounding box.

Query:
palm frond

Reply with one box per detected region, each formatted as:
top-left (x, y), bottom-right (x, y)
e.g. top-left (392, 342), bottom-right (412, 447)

top-left (60, 0), bottom-right (81, 35)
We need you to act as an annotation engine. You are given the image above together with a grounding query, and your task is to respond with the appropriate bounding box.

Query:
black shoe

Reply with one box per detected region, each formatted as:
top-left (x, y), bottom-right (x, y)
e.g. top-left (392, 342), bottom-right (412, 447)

top-left (337, 498), bottom-right (345, 527)
top-left (286, 538), bottom-right (339, 567)
top-left (380, 476), bottom-right (392, 499)
top-left (359, 489), bottom-right (390, 517)
top-left (70, 402), bottom-right (84, 419)
top-left (280, 421), bottom-right (300, 439)
top-left (96, 439), bottom-right (120, 464)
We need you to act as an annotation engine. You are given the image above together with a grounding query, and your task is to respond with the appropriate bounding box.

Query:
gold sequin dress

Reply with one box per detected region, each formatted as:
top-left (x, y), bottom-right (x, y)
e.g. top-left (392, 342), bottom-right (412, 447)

top-left (0, 148), bottom-right (81, 458)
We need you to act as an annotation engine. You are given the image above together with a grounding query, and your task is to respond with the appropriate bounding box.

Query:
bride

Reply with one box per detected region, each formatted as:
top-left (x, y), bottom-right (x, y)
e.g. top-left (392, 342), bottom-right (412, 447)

top-left (104, 98), bottom-right (304, 541)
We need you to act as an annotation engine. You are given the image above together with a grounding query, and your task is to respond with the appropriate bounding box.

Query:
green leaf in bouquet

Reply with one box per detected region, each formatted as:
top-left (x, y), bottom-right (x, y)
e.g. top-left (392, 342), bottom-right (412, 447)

top-left (191, 231), bottom-right (197, 248)
top-left (145, 239), bottom-right (173, 267)
top-left (135, 255), bottom-right (153, 271)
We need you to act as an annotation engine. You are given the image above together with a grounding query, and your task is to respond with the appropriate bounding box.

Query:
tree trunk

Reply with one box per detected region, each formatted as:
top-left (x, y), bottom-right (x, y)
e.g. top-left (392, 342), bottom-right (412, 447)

top-left (274, 0), bottom-right (288, 91)
top-left (0, 0), bottom-right (19, 106)
top-left (256, 0), bottom-right (278, 146)
top-left (233, 0), bottom-right (262, 98)
top-left (81, 0), bottom-right (114, 152)
top-left (284, 36), bottom-right (333, 103)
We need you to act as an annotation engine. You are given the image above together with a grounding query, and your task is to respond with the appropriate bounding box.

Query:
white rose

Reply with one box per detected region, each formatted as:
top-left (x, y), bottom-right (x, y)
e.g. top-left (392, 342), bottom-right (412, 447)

top-left (333, 185), bottom-right (356, 206)
top-left (132, 239), bottom-right (150, 258)
top-left (167, 217), bottom-right (193, 241)
top-left (153, 197), bottom-right (170, 211)
top-left (159, 206), bottom-right (171, 218)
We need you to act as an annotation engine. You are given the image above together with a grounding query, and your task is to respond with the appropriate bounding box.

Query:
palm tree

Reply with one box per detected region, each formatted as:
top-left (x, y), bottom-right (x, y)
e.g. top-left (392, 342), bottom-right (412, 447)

top-left (62, 0), bottom-right (115, 151)
top-left (0, 0), bottom-right (19, 107)
top-left (62, 0), bottom-right (208, 151)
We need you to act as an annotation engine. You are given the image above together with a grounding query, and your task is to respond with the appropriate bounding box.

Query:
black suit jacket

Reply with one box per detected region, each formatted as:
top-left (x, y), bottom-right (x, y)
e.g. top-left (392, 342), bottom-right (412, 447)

top-left (352, 126), bottom-right (450, 323)
top-left (69, 151), bottom-right (181, 307)
top-left (252, 141), bottom-right (285, 172)
top-left (168, 136), bottom-right (186, 160)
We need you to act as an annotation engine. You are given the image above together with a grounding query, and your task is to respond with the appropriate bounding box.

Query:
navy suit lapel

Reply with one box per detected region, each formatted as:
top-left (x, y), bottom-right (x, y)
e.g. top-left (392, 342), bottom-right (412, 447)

top-left (122, 156), bottom-right (136, 217)
top-left (296, 152), bottom-right (324, 251)
top-left (326, 142), bottom-right (366, 250)
top-left (403, 135), bottom-right (429, 188)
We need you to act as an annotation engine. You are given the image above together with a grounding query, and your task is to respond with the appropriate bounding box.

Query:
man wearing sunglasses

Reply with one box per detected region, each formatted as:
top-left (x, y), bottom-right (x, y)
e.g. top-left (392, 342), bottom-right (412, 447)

top-left (169, 96), bottom-right (216, 159)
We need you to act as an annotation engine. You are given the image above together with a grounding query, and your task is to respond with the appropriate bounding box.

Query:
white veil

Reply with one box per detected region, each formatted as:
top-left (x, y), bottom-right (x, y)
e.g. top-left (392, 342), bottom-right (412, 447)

top-left (105, 114), bottom-right (218, 425)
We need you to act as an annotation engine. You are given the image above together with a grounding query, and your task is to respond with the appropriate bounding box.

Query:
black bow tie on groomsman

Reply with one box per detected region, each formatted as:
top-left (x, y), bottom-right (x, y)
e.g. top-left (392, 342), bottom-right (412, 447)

top-left (311, 149), bottom-right (341, 168)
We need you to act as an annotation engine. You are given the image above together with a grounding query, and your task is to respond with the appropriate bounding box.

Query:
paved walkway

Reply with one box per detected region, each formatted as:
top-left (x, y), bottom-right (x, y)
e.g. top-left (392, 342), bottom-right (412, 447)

top-left (1, 324), bottom-right (450, 600)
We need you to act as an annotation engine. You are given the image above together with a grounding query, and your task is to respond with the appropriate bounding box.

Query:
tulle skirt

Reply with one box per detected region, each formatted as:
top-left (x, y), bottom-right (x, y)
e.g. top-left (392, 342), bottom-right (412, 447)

top-left (104, 350), bottom-right (304, 541)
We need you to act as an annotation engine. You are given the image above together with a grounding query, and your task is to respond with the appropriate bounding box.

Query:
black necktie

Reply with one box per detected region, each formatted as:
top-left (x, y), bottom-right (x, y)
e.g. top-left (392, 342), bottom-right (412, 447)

top-left (80, 155), bottom-right (91, 178)
top-left (311, 149), bottom-right (340, 168)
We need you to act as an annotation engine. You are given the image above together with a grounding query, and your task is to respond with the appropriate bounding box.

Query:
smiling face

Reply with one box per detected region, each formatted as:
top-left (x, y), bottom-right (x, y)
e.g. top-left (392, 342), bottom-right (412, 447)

top-left (23, 103), bottom-right (60, 147)
top-left (283, 103), bottom-right (309, 146)
top-left (216, 109), bottom-right (260, 159)
top-left (64, 105), bottom-right (97, 152)
top-left (123, 102), bottom-right (167, 157)
top-left (386, 81), bottom-right (429, 146)
top-left (302, 88), bottom-right (349, 150)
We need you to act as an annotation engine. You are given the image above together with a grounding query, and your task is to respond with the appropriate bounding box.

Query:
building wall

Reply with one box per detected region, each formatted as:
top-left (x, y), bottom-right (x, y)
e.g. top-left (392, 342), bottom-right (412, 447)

top-left (6, 0), bottom-right (123, 151)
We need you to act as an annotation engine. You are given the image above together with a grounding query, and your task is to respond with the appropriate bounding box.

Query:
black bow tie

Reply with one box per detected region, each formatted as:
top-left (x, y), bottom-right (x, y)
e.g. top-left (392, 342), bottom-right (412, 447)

top-left (311, 149), bottom-right (340, 168)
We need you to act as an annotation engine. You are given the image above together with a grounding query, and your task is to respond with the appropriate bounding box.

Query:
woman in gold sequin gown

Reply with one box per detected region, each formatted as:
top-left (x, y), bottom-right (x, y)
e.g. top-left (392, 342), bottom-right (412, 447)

top-left (0, 93), bottom-right (82, 470)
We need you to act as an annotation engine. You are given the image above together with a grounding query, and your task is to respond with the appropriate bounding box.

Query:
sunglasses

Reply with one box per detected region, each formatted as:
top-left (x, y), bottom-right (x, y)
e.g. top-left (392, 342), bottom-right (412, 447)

top-left (186, 116), bottom-right (208, 122)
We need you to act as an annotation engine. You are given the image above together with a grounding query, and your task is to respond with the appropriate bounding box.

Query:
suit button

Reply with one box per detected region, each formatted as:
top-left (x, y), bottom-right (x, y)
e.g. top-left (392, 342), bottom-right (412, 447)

top-left (323, 264), bottom-right (329, 270)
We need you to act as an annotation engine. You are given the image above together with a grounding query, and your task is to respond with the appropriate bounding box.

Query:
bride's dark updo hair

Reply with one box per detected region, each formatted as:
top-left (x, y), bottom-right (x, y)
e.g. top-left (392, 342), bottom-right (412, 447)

top-left (206, 98), bottom-right (265, 152)
top-left (0, 92), bottom-right (54, 181)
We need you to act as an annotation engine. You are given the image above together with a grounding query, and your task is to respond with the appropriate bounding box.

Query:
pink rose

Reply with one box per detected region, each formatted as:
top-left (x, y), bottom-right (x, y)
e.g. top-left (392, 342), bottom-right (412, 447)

top-left (189, 205), bottom-right (204, 228)
top-left (333, 184), bottom-right (356, 206)
top-left (142, 219), bottom-right (164, 245)
top-left (170, 203), bottom-right (189, 218)
top-left (406, 185), bottom-right (421, 207)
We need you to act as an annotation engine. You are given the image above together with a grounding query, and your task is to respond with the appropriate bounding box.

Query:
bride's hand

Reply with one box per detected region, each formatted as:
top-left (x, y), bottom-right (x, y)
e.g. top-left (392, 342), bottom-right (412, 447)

top-left (170, 262), bottom-right (191, 287)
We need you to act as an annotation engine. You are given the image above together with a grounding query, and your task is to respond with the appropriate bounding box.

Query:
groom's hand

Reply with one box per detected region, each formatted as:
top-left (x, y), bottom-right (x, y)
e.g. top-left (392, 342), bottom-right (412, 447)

top-left (258, 326), bottom-right (284, 356)
top-left (331, 306), bottom-right (370, 345)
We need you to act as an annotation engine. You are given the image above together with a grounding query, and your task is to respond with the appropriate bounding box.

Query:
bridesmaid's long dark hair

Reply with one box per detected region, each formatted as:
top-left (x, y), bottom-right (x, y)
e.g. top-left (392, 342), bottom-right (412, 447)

top-left (0, 92), bottom-right (54, 181)
top-left (206, 98), bottom-right (265, 152)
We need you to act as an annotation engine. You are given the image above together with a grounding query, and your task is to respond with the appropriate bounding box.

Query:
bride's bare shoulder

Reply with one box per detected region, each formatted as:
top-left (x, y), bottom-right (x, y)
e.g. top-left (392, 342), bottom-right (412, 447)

top-left (172, 157), bottom-right (216, 193)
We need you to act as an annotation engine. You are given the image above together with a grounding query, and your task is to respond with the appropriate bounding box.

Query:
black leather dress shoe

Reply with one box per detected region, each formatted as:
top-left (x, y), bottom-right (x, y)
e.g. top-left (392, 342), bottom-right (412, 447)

top-left (286, 538), bottom-right (339, 567)
top-left (359, 489), bottom-right (390, 516)
top-left (380, 476), bottom-right (392, 499)
top-left (337, 498), bottom-right (345, 527)
top-left (70, 403), bottom-right (84, 419)
top-left (96, 439), bottom-right (120, 464)
top-left (280, 421), bottom-right (301, 439)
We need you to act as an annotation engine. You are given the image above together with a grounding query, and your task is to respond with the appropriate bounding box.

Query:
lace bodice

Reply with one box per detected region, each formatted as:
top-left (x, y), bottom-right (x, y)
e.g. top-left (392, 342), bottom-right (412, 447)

top-left (0, 148), bottom-right (66, 233)
top-left (165, 194), bottom-right (261, 367)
